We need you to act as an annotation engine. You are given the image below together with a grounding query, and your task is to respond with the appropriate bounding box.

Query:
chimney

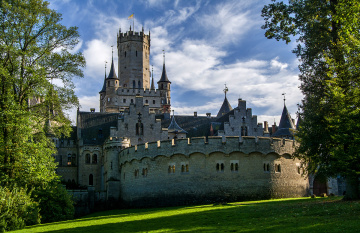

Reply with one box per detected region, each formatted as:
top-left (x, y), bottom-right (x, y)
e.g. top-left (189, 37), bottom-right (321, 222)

top-left (206, 113), bottom-right (211, 118)
top-left (194, 112), bottom-right (197, 117)
top-left (90, 108), bottom-right (95, 113)
top-left (272, 122), bottom-right (277, 134)
top-left (264, 121), bottom-right (269, 133)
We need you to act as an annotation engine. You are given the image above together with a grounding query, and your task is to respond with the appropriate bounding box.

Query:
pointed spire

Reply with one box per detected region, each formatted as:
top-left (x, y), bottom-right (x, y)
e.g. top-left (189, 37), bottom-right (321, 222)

top-left (99, 61), bottom-right (107, 93)
top-left (168, 110), bottom-right (187, 134)
top-left (273, 96), bottom-right (296, 137)
top-left (158, 50), bottom-right (171, 83)
top-left (107, 47), bottom-right (118, 80)
top-left (217, 85), bottom-right (233, 118)
top-left (151, 65), bottom-right (155, 90)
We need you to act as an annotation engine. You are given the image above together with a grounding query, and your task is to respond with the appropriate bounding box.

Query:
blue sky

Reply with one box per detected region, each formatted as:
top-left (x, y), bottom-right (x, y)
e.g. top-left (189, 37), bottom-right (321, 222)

top-left (48, 0), bottom-right (301, 125)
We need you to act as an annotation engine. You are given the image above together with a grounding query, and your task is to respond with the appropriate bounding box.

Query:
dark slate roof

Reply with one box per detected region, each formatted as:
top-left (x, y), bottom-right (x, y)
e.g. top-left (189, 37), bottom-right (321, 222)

top-left (161, 115), bottom-right (214, 138)
top-left (151, 76), bottom-right (155, 90)
top-left (158, 63), bottom-right (170, 83)
top-left (78, 112), bottom-right (118, 145)
top-left (273, 105), bottom-right (296, 137)
top-left (107, 58), bottom-right (118, 80)
top-left (99, 73), bottom-right (106, 93)
top-left (168, 115), bottom-right (187, 134)
top-left (216, 96), bottom-right (233, 118)
top-left (60, 126), bottom-right (77, 140)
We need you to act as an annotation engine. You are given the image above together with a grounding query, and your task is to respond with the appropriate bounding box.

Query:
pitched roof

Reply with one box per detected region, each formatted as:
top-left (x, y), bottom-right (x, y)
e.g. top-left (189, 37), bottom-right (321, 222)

top-left (272, 104), bottom-right (296, 137)
top-left (158, 63), bottom-right (170, 83)
top-left (151, 76), bottom-right (155, 90)
top-left (168, 115), bottom-right (187, 134)
top-left (216, 96), bottom-right (233, 118)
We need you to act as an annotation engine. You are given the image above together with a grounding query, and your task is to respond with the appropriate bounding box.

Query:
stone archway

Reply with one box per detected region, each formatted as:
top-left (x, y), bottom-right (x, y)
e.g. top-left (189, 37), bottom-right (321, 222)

top-left (313, 176), bottom-right (327, 196)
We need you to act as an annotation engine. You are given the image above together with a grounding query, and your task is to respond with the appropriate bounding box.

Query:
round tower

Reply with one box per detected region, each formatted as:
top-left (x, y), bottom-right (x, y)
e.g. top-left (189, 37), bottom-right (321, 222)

top-left (157, 52), bottom-right (171, 113)
top-left (117, 27), bottom-right (150, 89)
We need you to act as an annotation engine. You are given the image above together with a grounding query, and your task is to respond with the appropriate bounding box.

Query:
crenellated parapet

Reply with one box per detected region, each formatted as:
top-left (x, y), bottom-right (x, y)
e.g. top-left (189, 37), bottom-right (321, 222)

top-left (119, 136), bottom-right (297, 165)
top-left (117, 30), bottom-right (150, 46)
top-left (117, 87), bottom-right (161, 97)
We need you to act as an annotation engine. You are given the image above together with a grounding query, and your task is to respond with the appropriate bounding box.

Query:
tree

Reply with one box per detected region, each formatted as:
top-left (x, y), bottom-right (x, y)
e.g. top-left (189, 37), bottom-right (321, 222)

top-left (262, 0), bottom-right (360, 199)
top-left (0, 0), bottom-right (85, 225)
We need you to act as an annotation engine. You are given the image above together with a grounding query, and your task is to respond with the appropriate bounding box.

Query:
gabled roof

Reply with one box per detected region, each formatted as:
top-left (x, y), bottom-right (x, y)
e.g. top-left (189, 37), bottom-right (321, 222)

top-left (158, 63), bottom-right (171, 83)
top-left (273, 104), bottom-right (296, 137)
top-left (216, 96), bottom-right (233, 118)
top-left (107, 57), bottom-right (118, 80)
top-left (168, 115), bottom-right (187, 134)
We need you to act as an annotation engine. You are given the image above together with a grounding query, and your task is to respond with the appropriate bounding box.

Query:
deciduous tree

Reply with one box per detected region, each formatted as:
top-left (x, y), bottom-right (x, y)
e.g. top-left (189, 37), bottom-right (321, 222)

top-left (262, 0), bottom-right (360, 199)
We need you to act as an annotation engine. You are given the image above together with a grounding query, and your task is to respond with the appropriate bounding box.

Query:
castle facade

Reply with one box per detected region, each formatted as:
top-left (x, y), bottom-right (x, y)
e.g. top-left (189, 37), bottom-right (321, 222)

top-left (54, 28), bottom-right (341, 208)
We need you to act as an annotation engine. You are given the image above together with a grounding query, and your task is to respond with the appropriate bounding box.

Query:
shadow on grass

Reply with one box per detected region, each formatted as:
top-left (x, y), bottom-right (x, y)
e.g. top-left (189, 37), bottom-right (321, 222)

top-left (21, 197), bottom-right (359, 233)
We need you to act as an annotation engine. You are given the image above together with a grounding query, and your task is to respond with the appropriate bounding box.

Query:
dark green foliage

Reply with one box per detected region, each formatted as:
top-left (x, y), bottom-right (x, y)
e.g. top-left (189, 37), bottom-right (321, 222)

top-left (0, 187), bottom-right (40, 232)
top-left (262, 0), bottom-right (360, 199)
top-left (0, 0), bottom-right (85, 229)
top-left (33, 183), bottom-right (75, 223)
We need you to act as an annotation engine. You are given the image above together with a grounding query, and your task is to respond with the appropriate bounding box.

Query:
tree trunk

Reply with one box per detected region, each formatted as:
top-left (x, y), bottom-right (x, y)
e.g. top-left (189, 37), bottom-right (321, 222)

top-left (343, 176), bottom-right (360, 200)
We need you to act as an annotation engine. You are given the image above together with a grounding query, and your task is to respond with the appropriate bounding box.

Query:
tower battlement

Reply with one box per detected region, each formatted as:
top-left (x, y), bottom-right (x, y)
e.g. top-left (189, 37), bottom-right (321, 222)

top-left (117, 30), bottom-right (150, 46)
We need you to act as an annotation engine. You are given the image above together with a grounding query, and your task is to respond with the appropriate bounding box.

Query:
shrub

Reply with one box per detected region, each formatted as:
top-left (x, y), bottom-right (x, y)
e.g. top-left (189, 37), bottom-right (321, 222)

top-left (33, 182), bottom-right (75, 223)
top-left (0, 187), bottom-right (40, 232)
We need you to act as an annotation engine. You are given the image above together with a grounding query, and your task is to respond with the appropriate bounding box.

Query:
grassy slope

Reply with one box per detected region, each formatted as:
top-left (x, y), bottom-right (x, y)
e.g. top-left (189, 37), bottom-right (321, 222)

top-left (13, 197), bottom-right (360, 233)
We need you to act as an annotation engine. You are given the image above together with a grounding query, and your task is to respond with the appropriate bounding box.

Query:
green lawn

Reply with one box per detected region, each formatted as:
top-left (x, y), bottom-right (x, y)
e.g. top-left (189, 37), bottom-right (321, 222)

top-left (12, 197), bottom-right (360, 232)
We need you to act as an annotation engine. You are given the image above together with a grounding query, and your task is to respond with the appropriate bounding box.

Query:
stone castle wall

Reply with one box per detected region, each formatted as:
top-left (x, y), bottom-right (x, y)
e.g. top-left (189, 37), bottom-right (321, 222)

top-left (117, 136), bottom-right (309, 206)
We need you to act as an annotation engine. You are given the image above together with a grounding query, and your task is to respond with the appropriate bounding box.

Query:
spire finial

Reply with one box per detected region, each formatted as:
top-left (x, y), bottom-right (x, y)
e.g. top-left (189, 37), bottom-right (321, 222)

top-left (105, 61), bottom-right (107, 78)
top-left (224, 83), bottom-right (228, 98)
top-left (282, 93), bottom-right (286, 105)
top-left (111, 45), bottom-right (114, 60)
top-left (163, 50), bottom-right (165, 65)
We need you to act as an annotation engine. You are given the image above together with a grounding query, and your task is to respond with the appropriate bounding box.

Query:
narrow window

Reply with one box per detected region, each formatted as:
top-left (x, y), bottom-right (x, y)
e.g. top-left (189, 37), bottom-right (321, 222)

top-left (85, 154), bottom-right (90, 164)
top-left (153, 100), bottom-right (155, 104)
top-left (186, 164), bottom-right (189, 172)
top-left (138, 81), bottom-right (141, 88)
top-left (145, 99), bottom-right (148, 104)
top-left (235, 163), bottom-right (239, 171)
top-left (221, 163), bottom-right (224, 172)
top-left (125, 51), bottom-right (126, 57)
top-left (231, 163), bottom-right (234, 171)
top-left (168, 166), bottom-right (171, 173)
top-left (267, 163), bottom-right (270, 171)
top-left (123, 99), bottom-right (126, 103)
top-left (71, 154), bottom-right (76, 166)
top-left (108, 81), bottom-right (110, 86)
top-left (136, 51), bottom-right (137, 56)
top-left (67, 154), bottom-right (72, 166)
top-left (89, 174), bottom-right (93, 185)
top-left (133, 80), bottom-right (135, 88)
top-left (92, 154), bottom-right (97, 164)
top-left (181, 165), bottom-right (185, 172)
top-left (172, 165), bottom-right (176, 173)
top-left (131, 99), bottom-right (134, 104)
top-left (216, 163), bottom-right (219, 171)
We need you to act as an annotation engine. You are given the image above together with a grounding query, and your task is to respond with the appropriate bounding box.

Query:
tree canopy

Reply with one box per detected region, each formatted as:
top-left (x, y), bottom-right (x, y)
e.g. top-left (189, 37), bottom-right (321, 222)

top-left (262, 0), bottom-right (360, 199)
top-left (0, 0), bottom-right (85, 228)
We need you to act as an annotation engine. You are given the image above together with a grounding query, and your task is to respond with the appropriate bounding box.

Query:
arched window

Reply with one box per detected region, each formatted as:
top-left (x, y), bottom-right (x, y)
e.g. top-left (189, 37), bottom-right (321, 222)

top-left (216, 163), bottom-right (220, 171)
top-left (85, 154), bottom-right (90, 164)
top-left (186, 164), bottom-right (189, 172)
top-left (92, 154), bottom-right (97, 164)
top-left (267, 163), bottom-right (270, 171)
top-left (235, 163), bottom-right (239, 171)
top-left (136, 123), bottom-right (144, 135)
top-left (221, 163), bottom-right (224, 171)
top-left (89, 174), bottom-right (93, 185)
top-left (230, 163), bottom-right (234, 171)
top-left (181, 165), bottom-right (185, 172)
top-left (67, 153), bottom-right (72, 166)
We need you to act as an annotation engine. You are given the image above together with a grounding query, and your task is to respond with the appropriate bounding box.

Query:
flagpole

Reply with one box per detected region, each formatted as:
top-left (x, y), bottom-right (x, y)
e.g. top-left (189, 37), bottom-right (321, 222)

top-left (133, 13), bottom-right (135, 31)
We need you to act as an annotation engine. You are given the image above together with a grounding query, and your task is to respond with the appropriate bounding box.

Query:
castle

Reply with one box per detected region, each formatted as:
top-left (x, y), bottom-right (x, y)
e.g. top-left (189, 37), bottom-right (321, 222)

top-left (54, 28), bottom-right (342, 208)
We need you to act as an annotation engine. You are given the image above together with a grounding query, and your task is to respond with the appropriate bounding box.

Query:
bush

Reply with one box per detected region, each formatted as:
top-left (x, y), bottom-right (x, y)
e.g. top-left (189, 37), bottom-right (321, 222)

top-left (33, 182), bottom-right (75, 223)
top-left (0, 187), bottom-right (40, 232)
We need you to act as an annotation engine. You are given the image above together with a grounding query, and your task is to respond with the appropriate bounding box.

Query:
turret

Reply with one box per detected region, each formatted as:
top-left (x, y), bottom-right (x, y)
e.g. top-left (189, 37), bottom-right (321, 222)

top-left (100, 50), bottom-right (120, 113)
top-left (217, 84), bottom-right (233, 118)
top-left (157, 51), bottom-right (171, 113)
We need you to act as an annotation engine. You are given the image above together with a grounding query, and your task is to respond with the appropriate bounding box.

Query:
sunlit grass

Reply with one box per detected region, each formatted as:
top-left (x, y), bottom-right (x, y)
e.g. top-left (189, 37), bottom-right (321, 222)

top-left (12, 196), bottom-right (360, 232)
